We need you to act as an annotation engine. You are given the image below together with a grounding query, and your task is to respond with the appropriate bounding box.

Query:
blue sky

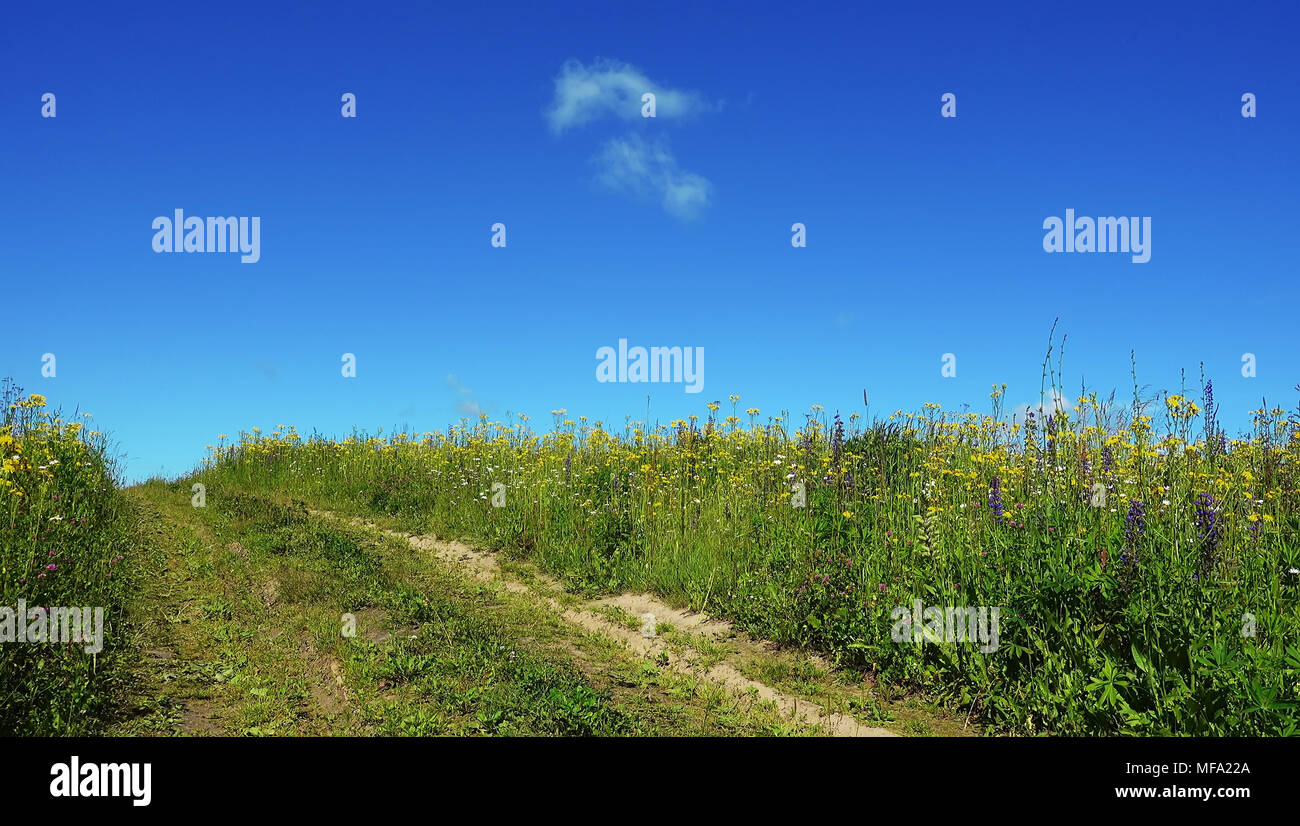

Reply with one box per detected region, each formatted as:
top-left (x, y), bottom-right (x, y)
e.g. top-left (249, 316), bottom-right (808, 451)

top-left (2, 1), bottom-right (1296, 482)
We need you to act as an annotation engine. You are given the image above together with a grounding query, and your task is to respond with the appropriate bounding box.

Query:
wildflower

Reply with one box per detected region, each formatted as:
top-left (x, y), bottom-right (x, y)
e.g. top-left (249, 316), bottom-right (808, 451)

top-left (1118, 499), bottom-right (1145, 585)
top-left (1195, 492), bottom-right (1223, 577)
top-left (988, 476), bottom-right (1005, 520)
top-left (830, 413), bottom-right (844, 469)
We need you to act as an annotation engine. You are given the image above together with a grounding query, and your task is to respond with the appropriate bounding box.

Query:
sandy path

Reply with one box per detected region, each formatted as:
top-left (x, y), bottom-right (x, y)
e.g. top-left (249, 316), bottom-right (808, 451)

top-left (319, 511), bottom-right (897, 737)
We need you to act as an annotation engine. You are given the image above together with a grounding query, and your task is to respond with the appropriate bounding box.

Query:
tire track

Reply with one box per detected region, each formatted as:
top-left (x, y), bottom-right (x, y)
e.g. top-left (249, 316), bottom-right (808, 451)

top-left (318, 511), bottom-right (898, 737)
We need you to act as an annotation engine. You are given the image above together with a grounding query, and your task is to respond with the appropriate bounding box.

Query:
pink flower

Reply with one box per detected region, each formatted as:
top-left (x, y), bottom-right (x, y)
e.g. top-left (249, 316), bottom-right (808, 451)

top-left (46, 563), bottom-right (56, 571)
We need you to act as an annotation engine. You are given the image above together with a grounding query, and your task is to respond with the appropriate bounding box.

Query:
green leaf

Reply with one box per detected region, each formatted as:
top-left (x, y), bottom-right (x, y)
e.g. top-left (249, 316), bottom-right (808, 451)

top-left (1131, 643), bottom-right (1152, 674)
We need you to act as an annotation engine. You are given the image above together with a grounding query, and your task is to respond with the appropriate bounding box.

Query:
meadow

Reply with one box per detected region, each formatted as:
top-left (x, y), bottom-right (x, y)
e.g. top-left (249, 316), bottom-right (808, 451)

top-left (194, 372), bottom-right (1300, 736)
top-left (0, 380), bottom-right (137, 734)
top-left (4, 364), bottom-right (1298, 737)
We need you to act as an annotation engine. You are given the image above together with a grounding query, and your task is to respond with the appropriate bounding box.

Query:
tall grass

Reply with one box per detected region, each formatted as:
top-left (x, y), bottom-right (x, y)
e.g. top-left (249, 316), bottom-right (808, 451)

top-left (0, 380), bottom-right (137, 734)
top-left (196, 370), bottom-right (1300, 735)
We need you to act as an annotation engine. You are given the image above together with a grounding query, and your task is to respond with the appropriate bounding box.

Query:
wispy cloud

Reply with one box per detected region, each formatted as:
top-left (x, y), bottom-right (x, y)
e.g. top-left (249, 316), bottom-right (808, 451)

top-left (593, 134), bottom-right (712, 220)
top-left (1013, 389), bottom-right (1074, 423)
top-left (445, 374), bottom-right (484, 417)
top-left (546, 58), bottom-right (715, 134)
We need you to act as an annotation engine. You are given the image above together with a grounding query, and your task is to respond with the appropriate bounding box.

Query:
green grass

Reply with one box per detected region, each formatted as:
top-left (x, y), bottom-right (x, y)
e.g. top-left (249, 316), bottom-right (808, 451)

top-left (0, 382), bottom-right (139, 735)
top-left (106, 479), bottom-right (817, 736)
top-left (190, 359), bottom-right (1300, 735)
top-left (11, 353), bottom-right (1298, 737)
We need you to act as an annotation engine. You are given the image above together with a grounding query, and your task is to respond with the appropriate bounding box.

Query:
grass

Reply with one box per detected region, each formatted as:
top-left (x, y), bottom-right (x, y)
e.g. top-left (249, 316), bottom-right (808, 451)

top-left (8, 346), bottom-right (1298, 737)
top-left (105, 479), bottom-right (819, 736)
top-left (0, 381), bottom-right (138, 735)
top-left (2, 381), bottom-right (839, 736)
top-left (190, 354), bottom-right (1300, 735)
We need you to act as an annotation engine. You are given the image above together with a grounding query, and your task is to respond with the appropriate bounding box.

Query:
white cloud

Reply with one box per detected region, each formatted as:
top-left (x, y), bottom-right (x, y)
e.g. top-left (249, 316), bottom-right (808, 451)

top-left (593, 134), bottom-right (712, 220)
top-left (1013, 389), bottom-right (1074, 424)
top-left (445, 374), bottom-right (484, 417)
top-left (546, 58), bottom-right (714, 134)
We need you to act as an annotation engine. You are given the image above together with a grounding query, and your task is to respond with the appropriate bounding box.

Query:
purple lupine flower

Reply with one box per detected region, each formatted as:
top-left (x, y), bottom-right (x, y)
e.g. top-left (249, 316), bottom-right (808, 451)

top-left (1101, 444), bottom-right (1114, 474)
top-left (1125, 500), bottom-right (1145, 537)
top-left (830, 413), bottom-right (845, 470)
top-left (989, 477), bottom-right (1005, 521)
top-left (1195, 492), bottom-right (1224, 577)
